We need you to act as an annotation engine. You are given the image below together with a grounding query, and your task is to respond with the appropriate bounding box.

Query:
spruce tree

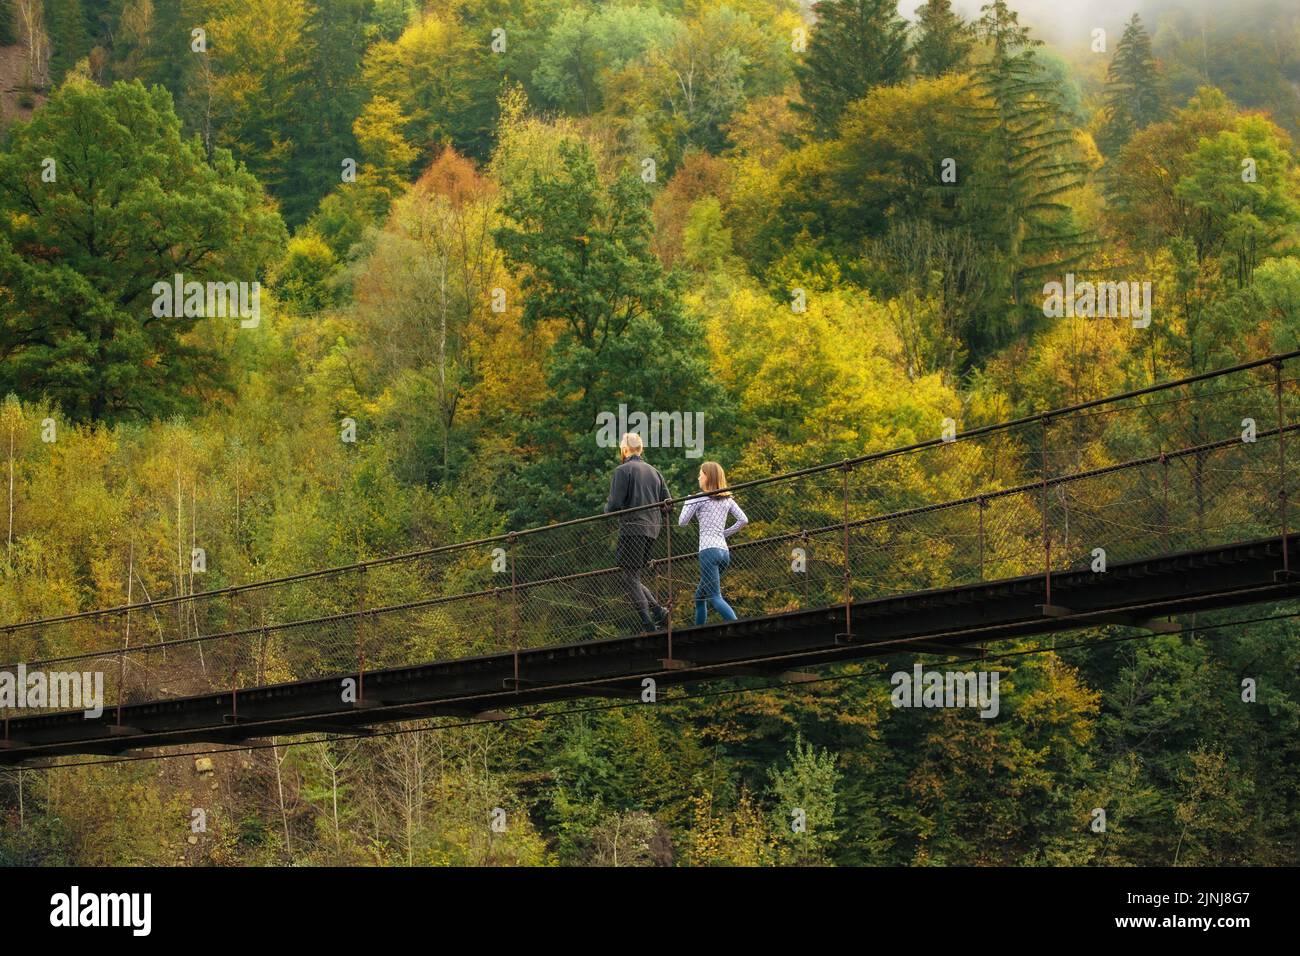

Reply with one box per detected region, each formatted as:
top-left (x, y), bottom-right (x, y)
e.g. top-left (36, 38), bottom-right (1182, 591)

top-left (44, 0), bottom-right (90, 83)
top-left (960, 0), bottom-right (1091, 348)
top-left (287, 0), bottom-right (372, 226)
top-left (912, 0), bottom-right (974, 78)
top-left (1099, 13), bottom-right (1165, 155)
top-left (793, 0), bottom-right (909, 139)
top-left (0, 0), bottom-right (16, 46)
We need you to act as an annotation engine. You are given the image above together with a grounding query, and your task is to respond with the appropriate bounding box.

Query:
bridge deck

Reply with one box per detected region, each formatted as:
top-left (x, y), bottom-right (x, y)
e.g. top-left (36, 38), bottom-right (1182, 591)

top-left (3, 534), bottom-right (1296, 763)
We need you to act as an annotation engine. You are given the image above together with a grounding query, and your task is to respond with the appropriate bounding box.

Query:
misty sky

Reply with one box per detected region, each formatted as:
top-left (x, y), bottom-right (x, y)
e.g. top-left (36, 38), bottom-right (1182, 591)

top-left (895, 0), bottom-right (1251, 48)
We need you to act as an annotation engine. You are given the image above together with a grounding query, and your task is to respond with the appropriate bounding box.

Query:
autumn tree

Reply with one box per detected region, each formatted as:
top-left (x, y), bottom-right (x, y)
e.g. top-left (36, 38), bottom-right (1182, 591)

top-left (362, 10), bottom-right (502, 161)
top-left (772, 74), bottom-right (979, 254)
top-left (1106, 85), bottom-right (1300, 382)
top-left (615, 5), bottom-right (792, 164)
top-left (198, 0), bottom-right (314, 204)
top-left (351, 148), bottom-right (508, 485)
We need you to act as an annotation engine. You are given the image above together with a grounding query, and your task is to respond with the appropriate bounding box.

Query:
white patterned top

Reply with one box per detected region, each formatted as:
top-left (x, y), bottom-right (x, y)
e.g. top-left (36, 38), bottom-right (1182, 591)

top-left (678, 495), bottom-right (748, 552)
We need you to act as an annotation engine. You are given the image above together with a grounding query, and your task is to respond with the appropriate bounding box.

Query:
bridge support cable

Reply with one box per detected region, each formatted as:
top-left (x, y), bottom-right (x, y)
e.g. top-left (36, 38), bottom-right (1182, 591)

top-left (3, 352), bottom-right (1300, 759)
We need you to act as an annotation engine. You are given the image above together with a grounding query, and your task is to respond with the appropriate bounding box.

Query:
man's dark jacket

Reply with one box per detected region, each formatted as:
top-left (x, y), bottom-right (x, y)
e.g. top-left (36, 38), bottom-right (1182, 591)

top-left (604, 455), bottom-right (671, 538)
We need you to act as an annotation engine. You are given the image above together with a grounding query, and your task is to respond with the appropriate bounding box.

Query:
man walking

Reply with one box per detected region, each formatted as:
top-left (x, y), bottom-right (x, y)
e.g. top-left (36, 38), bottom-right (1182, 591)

top-left (604, 433), bottom-right (671, 630)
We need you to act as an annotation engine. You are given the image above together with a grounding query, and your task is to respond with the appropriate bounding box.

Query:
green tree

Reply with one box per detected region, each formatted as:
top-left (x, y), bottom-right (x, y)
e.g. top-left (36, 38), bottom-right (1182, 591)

top-left (1253, 256), bottom-right (1300, 351)
top-left (793, 0), bottom-right (909, 139)
top-left (0, 0), bottom-right (16, 45)
top-left (680, 197), bottom-right (734, 273)
top-left (1173, 114), bottom-right (1300, 286)
top-left (960, 0), bottom-right (1091, 348)
top-left (0, 79), bottom-right (285, 422)
top-left (288, 0), bottom-right (373, 225)
top-left (369, 0), bottom-right (416, 40)
top-left (767, 732), bottom-right (841, 864)
top-left (1107, 87), bottom-right (1238, 254)
top-left (493, 138), bottom-right (720, 522)
top-left (44, 0), bottom-right (91, 83)
top-left (300, 87), bottom-right (418, 260)
top-left (532, 4), bottom-right (679, 116)
top-left (120, 0), bottom-right (189, 94)
top-left (1099, 14), bottom-right (1165, 155)
top-left (911, 0), bottom-right (973, 78)
top-left (621, 4), bottom-right (791, 164)
top-left (771, 74), bottom-right (979, 254)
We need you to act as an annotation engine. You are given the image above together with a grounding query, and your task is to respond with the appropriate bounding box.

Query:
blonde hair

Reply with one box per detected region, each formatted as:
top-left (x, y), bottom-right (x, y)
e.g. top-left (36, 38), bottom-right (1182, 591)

top-left (699, 461), bottom-right (731, 497)
top-left (620, 433), bottom-right (644, 456)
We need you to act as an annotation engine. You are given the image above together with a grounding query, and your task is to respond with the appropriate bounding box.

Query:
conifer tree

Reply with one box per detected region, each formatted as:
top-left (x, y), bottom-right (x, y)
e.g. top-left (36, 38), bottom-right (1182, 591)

top-left (912, 0), bottom-right (974, 78)
top-left (44, 0), bottom-right (90, 82)
top-left (793, 0), bottom-right (909, 139)
top-left (960, 0), bottom-right (1091, 346)
top-left (1099, 13), bottom-right (1166, 155)
top-left (0, 0), bottom-right (15, 45)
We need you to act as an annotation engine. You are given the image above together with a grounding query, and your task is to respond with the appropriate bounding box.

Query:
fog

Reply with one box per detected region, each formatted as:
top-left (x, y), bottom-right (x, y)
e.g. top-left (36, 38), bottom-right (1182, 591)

top-left (897, 0), bottom-right (1287, 49)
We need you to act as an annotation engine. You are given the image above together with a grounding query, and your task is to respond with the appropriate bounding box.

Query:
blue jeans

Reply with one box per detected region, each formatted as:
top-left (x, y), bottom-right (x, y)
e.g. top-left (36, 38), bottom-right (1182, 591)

top-left (695, 548), bottom-right (737, 625)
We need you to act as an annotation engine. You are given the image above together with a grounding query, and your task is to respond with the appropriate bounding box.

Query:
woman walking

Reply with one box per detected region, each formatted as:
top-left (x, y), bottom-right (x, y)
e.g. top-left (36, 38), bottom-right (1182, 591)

top-left (678, 461), bottom-right (748, 625)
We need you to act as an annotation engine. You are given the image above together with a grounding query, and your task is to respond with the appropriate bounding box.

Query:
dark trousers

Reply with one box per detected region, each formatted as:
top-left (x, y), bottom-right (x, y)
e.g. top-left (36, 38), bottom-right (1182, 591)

top-left (617, 533), bottom-right (661, 625)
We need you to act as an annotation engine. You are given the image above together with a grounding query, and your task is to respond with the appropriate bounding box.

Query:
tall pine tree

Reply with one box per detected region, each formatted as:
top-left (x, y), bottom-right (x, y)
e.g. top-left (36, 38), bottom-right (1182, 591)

top-left (912, 0), bottom-right (974, 78)
top-left (285, 0), bottom-right (372, 225)
top-left (0, 0), bottom-right (18, 45)
top-left (793, 0), bottom-right (909, 139)
top-left (1099, 13), bottom-right (1165, 155)
top-left (44, 0), bottom-right (91, 82)
top-left (960, 0), bottom-right (1091, 350)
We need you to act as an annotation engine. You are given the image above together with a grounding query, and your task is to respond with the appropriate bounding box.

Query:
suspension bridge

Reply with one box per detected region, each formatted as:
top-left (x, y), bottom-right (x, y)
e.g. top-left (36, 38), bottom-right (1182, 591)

top-left (2, 351), bottom-right (1299, 763)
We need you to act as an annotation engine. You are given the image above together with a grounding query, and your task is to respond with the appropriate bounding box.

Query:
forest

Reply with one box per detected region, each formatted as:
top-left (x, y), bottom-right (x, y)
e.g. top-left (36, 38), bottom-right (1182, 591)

top-left (0, 0), bottom-right (1298, 866)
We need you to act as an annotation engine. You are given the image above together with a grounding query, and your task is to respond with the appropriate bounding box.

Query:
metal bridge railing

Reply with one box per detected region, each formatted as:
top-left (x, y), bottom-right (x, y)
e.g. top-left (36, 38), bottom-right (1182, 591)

top-left (2, 351), bottom-right (1298, 721)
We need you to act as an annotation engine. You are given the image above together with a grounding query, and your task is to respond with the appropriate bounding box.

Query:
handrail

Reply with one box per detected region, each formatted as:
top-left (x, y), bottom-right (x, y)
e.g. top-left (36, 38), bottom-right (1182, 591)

top-left (1, 348), bottom-right (1296, 634)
